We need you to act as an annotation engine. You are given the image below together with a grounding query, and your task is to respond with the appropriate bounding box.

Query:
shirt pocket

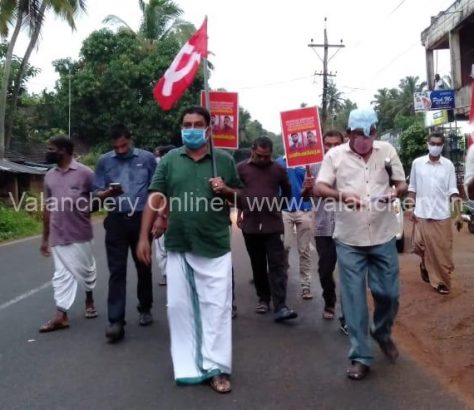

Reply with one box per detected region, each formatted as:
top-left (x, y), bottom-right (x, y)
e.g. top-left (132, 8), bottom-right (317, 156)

top-left (130, 165), bottom-right (149, 185)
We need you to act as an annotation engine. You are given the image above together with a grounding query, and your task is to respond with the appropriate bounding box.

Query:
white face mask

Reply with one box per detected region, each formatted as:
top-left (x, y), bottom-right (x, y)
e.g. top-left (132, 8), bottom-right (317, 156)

top-left (427, 144), bottom-right (443, 157)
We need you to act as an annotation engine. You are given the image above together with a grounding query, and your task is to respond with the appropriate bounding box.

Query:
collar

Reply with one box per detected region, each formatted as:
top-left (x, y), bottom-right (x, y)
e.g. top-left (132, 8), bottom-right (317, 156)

top-left (178, 145), bottom-right (211, 159)
top-left (111, 148), bottom-right (139, 158)
top-left (54, 159), bottom-right (78, 171)
top-left (343, 140), bottom-right (381, 154)
top-left (424, 154), bottom-right (444, 165)
top-left (247, 158), bottom-right (275, 166)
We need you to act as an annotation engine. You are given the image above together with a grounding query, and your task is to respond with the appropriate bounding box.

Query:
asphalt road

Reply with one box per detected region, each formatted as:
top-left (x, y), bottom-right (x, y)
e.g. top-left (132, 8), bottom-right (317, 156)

top-left (0, 222), bottom-right (468, 410)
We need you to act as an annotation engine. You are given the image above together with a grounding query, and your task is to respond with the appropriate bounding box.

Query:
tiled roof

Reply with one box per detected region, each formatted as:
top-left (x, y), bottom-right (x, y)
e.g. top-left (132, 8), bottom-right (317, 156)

top-left (0, 159), bottom-right (48, 175)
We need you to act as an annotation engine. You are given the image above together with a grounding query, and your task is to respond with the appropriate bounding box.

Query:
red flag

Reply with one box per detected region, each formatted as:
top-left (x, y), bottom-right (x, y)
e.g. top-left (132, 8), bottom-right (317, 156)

top-left (153, 19), bottom-right (208, 111)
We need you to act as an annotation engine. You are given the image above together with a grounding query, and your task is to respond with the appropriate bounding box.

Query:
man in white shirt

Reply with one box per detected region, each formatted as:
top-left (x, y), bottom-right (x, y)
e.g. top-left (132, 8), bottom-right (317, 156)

top-left (464, 144), bottom-right (474, 199)
top-left (434, 74), bottom-right (444, 90)
top-left (407, 132), bottom-right (462, 295)
top-left (316, 108), bottom-right (407, 380)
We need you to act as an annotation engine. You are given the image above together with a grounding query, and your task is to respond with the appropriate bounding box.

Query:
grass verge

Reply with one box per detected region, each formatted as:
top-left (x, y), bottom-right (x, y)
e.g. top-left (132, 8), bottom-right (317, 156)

top-left (0, 205), bottom-right (42, 242)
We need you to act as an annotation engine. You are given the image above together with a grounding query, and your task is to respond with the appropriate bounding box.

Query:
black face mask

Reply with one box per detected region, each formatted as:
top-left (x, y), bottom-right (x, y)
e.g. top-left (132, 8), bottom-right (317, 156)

top-left (45, 151), bottom-right (60, 164)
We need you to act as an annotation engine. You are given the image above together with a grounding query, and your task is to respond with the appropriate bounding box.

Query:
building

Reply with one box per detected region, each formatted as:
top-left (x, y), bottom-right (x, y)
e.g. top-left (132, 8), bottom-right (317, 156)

top-left (421, 0), bottom-right (474, 119)
top-left (0, 159), bottom-right (47, 205)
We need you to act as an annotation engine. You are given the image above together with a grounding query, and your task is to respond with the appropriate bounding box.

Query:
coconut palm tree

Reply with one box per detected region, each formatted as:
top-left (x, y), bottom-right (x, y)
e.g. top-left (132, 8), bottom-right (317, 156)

top-left (395, 75), bottom-right (427, 116)
top-left (5, 0), bottom-right (86, 147)
top-left (103, 0), bottom-right (194, 44)
top-left (0, 0), bottom-right (42, 157)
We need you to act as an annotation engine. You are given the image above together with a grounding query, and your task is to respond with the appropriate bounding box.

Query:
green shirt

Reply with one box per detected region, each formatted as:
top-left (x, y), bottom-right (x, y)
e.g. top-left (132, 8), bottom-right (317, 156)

top-left (149, 146), bottom-right (241, 258)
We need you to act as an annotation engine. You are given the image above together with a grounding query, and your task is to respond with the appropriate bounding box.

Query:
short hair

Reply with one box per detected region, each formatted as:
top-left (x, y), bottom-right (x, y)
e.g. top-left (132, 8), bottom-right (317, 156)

top-left (159, 144), bottom-right (176, 157)
top-left (323, 130), bottom-right (344, 142)
top-left (49, 135), bottom-right (74, 155)
top-left (110, 123), bottom-right (132, 140)
top-left (252, 136), bottom-right (273, 151)
top-left (427, 132), bottom-right (445, 143)
top-left (181, 106), bottom-right (211, 126)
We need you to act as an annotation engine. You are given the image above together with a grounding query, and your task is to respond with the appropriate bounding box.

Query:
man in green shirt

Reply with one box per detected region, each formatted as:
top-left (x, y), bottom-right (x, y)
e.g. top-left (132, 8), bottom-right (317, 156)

top-left (137, 106), bottom-right (240, 394)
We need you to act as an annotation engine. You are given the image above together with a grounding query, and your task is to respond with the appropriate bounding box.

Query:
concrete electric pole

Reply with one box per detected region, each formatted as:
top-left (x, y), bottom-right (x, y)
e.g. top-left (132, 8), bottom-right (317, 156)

top-left (308, 18), bottom-right (345, 125)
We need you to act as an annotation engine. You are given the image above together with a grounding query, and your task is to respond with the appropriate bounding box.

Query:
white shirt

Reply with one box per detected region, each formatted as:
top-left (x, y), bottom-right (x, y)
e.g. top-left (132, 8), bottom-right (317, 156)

top-left (464, 145), bottom-right (474, 198)
top-left (409, 155), bottom-right (458, 220)
top-left (317, 141), bottom-right (405, 247)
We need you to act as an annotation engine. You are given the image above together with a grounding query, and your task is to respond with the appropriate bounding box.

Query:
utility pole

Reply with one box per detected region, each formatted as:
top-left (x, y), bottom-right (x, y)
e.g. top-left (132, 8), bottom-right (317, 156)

top-left (308, 18), bottom-right (344, 125)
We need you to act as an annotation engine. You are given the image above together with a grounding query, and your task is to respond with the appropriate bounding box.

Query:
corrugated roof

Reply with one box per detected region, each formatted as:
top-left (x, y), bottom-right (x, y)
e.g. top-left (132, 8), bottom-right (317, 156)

top-left (0, 159), bottom-right (47, 175)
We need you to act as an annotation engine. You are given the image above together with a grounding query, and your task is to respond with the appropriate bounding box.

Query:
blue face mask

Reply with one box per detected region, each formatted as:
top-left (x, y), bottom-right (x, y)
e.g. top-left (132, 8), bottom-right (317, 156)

top-left (181, 128), bottom-right (208, 150)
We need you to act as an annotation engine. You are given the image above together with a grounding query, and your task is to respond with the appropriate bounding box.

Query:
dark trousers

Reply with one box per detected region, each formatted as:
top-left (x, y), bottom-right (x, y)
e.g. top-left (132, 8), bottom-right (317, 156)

top-left (243, 232), bottom-right (288, 312)
top-left (104, 213), bottom-right (153, 324)
top-left (315, 236), bottom-right (337, 309)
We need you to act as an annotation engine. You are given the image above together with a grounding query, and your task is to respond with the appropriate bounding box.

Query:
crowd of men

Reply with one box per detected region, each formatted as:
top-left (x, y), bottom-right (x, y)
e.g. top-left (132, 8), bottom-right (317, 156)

top-left (37, 105), bottom-right (471, 393)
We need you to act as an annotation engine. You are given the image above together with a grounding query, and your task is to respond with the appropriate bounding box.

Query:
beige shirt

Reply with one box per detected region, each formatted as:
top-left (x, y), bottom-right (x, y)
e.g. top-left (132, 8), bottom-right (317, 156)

top-left (316, 141), bottom-right (405, 246)
top-left (464, 145), bottom-right (474, 198)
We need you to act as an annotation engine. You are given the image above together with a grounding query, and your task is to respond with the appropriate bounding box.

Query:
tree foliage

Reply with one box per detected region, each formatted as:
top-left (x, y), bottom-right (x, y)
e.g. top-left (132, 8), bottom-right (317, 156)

top-left (372, 76), bottom-right (427, 134)
top-left (48, 28), bottom-right (204, 149)
top-left (399, 119), bottom-right (427, 172)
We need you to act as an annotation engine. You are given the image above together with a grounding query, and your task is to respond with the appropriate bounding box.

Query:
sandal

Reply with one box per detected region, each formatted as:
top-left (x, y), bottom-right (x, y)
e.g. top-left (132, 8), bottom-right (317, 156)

top-left (255, 301), bottom-right (270, 314)
top-left (301, 288), bottom-right (313, 300)
top-left (39, 319), bottom-right (69, 333)
top-left (322, 307), bottom-right (335, 320)
top-left (85, 306), bottom-right (98, 319)
top-left (436, 284), bottom-right (450, 295)
top-left (347, 361), bottom-right (370, 380)
top-left (209, 374), bottom-right (232, 394)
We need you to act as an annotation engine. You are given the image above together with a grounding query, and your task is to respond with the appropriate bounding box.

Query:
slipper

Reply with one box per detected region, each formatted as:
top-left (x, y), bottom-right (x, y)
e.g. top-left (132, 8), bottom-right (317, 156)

top-left (436, 284), bottom-right (450, 295)
top-left (84, 306), bottom-right (98, 319)
top-left (301, 288), bottom-right (313, 300)
top-left (255, 302), bottom-right (269, 314)
top-left (322, 307), bottom-right (335, 320)
top-left (209, 374), bottom-right (232, 394)
top-left (39, 319), bottom-right (70, 333)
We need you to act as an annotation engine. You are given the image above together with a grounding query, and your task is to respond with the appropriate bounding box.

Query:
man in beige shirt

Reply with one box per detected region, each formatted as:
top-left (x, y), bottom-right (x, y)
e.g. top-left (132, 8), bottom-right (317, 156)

top-left (315, 108), bottom-right (407, 381)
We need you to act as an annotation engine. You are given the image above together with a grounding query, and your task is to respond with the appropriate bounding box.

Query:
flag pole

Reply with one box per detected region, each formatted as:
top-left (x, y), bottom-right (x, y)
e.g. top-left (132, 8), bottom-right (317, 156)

top-left (202, 18), bottom-right (217, 177)
top-left (203, 59), bottom-right (217, 177)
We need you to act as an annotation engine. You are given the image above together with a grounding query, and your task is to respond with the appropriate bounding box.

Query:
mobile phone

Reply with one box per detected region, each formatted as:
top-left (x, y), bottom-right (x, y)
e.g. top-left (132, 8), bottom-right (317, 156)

top-left (109, 182), bottom-right (122, 190)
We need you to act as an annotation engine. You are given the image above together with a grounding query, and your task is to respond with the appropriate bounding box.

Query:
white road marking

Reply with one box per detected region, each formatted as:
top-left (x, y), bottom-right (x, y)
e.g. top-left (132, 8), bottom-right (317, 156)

top-left (0, 234), bottom-right (41, 248)
top-left (0, 281), bottom-right (51, 312)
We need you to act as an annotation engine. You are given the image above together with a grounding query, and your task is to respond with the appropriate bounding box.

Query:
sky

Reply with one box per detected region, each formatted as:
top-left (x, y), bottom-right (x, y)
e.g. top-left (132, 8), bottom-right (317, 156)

top-left (11, 0), bottom-right (455, 134)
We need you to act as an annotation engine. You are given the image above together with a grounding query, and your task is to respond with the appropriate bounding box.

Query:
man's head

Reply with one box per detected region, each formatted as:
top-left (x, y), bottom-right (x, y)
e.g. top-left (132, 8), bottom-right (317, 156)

top-left (110, 123), bottom-right (133, 157)
top-left (427, 132), bottom-right (444, 158)
top-left (435, 74), bottom-right (441, 81)
top-left (306, 131), bottom-right (315, 144)
top-left (251, 136), bottom-right (273, 167)
top-left (180, 106), bottom-right (210, 150)
top-left (46, 135), bottom-right (73, 164)
top-left (323, 130), bottom-right (344, 152)
top-left (210, 114), bottom-right (217, 126)
top-left (290, 133), bottom-right (299, 145)
top-left (159, 144), bottom-right (176, 157)
top-left (223, 115), bottom-right (231, 128)
top-left (347, 108), bottom-right (378, 155)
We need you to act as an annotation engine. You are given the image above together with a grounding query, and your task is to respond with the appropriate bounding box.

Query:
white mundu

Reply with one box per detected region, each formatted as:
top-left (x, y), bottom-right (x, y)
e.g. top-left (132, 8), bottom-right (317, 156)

top-left (52, 241), bottom-right (97, 311)
top-left (166, 251), bottom-right (232, 383)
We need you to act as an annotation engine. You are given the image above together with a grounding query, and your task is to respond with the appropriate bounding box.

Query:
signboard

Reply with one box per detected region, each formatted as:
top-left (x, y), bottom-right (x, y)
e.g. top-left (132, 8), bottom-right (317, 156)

top-left (280, 106), bottom-right (324, 167)
top-left (424, 110), bottom-right (449, 127)
top-left (414, 89), bottom-right (455, 112)
top-left (201, 91), bottom-right (239, 149)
